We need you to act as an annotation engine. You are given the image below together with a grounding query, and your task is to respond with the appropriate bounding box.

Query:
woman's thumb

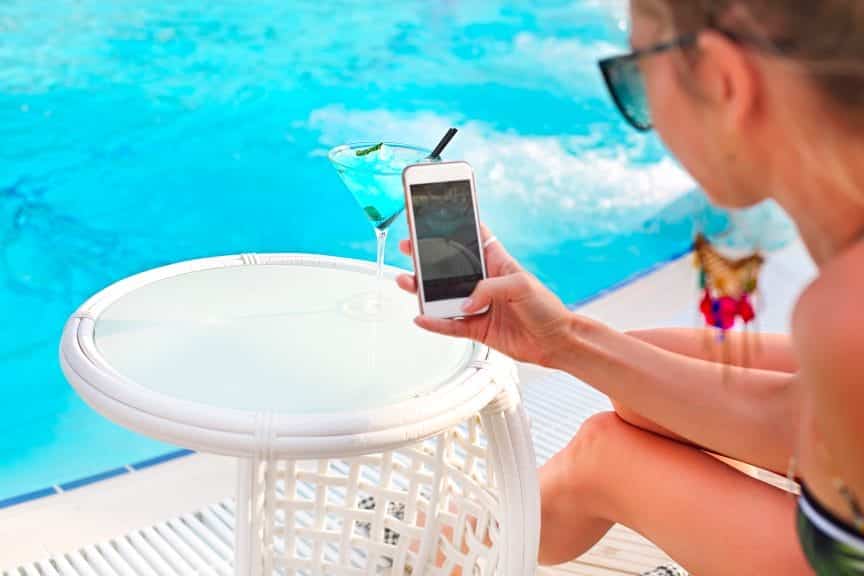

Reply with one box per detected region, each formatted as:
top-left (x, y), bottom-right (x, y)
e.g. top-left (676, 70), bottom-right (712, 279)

top-left (462, 273), bottom-right (530, 313)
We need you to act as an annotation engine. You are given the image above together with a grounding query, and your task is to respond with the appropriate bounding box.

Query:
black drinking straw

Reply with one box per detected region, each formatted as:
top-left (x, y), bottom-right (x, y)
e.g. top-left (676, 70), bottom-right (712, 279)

top-left (428, 128), bottom-right (458, 160)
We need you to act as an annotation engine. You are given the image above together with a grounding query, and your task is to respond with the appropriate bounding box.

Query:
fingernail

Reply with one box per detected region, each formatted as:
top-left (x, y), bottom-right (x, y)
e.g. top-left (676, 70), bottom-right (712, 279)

top-left (461, 298), bottom-right (474, 311)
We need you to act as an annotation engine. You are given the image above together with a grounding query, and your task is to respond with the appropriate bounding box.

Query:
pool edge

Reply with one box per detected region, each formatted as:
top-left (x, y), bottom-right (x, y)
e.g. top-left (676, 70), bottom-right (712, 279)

top-left (0, 449), bottom-right (194, 511)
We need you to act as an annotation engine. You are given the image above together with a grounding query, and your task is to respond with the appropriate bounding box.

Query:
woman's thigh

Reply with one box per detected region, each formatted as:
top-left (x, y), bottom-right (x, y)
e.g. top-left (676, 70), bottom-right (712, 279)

top-left (573, 413), bottom-right (810, 576)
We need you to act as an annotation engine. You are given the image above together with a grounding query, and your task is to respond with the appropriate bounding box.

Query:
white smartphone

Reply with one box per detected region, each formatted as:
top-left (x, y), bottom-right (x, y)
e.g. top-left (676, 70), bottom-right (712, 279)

top-left (402, 160), bottom-right (488, 319)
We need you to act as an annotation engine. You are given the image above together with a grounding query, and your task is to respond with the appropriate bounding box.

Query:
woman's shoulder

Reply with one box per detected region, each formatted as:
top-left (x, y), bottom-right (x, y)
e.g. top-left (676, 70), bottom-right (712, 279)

top-left (793, 241), bottom-right (864, 368)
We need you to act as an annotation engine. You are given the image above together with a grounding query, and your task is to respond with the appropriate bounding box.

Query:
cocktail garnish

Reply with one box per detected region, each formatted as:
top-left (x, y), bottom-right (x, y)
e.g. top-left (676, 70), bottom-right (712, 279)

top-left (364, 205), bottom-right (383, 221)
top-left (355, 142), bottom-right (383, 157)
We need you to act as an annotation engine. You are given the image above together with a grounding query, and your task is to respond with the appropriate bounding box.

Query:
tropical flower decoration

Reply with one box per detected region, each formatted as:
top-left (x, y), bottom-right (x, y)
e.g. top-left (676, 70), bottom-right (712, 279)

top-left (693, 233), bottom-right (764, 335)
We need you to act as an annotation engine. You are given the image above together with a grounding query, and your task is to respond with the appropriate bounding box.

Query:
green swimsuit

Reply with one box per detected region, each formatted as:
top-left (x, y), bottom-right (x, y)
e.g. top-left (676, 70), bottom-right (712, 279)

top-left (797, 484), bottom-right (864, 575)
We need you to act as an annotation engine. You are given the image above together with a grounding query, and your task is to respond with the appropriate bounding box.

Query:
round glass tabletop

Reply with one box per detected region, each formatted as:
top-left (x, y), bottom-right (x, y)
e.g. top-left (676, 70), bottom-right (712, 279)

top-left (92, 262), bottom-right (475, 415)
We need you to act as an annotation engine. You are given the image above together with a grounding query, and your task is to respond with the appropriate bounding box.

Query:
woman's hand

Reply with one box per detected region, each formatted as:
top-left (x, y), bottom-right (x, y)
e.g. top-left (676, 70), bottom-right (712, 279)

top-left (396, 225), bottom-right (574, 367)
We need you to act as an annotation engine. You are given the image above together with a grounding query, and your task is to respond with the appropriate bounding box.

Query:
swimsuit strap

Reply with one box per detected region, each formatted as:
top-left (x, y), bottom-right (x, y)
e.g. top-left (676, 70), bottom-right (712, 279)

top-left (789, 455), bottom-right (864, 534)
top-left (835, 478), bottom-right (864, 534)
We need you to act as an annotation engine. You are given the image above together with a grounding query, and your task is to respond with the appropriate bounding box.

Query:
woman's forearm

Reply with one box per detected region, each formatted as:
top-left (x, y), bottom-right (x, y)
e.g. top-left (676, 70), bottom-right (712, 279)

top-left (628, 328), bottom-right (799, 373)
top-left (545, 314), bottom-right (800, 473)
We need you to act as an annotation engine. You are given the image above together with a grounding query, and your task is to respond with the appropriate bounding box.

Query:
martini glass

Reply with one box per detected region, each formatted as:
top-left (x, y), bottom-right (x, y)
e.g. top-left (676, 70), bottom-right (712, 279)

top-left (328, 142), bottom-right (431, 314)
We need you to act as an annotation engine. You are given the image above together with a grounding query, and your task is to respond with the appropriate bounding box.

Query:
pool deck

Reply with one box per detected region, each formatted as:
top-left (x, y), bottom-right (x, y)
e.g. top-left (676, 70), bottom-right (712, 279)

top-left (0, 240), bottom-right (816, 574)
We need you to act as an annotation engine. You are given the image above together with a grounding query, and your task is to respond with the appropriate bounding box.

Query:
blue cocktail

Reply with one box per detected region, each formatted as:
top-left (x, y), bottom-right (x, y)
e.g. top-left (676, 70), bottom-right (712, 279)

top-left (328, 142), bottom-right (431, 287)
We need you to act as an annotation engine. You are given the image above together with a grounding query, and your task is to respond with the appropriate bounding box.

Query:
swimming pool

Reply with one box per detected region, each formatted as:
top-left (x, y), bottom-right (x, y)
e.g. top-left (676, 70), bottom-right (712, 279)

top-left (0, 0), bottom-right (765, 504)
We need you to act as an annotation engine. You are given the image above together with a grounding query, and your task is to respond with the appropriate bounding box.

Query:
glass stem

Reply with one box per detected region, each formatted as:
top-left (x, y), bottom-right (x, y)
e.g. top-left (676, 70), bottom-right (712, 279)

top-left (375, 227), bottom-right (388, 284)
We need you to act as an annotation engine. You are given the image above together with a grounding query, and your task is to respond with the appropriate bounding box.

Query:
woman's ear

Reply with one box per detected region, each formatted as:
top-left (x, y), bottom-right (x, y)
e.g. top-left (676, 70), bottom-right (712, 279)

top-left (695, 30), bottom-right (761, 132)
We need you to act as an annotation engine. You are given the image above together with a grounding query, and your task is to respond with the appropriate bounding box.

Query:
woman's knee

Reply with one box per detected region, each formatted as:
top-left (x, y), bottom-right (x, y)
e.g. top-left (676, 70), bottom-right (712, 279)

top-left (610, 399), bottom-right (663, 433)
top-left (571, 411), bottom-right (629, 453)
top-left (549, 412), bottom-right (630, 492)
top-left (610, 400), bottom-right (641, 426)
top-left (538, 411), bottom-right (634, 531)
top-left (611, 400), bottom-right (688, 443)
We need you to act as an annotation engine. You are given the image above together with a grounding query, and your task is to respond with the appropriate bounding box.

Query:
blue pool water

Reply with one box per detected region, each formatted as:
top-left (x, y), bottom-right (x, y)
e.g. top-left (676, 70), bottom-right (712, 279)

top-left (0, 0), bottom-right (770, 502)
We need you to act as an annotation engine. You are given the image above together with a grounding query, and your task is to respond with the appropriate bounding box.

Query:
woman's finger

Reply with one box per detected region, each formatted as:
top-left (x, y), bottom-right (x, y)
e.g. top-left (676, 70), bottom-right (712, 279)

top-left (478, 224), bottom-right (522, 274)
top-left (399, 239), bottom-right (413, 256)
top-left (396, 273), bottom-right (418, 294)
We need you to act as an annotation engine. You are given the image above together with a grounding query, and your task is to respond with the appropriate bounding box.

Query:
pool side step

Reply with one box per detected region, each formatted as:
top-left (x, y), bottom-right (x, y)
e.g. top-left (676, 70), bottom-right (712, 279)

top-left (3, 501), bottom-right (236, 576)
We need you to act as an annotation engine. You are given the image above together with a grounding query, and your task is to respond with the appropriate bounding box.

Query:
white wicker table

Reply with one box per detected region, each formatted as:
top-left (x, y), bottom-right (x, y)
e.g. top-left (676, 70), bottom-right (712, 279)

top-left (60, 254), bottom-right (540, 575)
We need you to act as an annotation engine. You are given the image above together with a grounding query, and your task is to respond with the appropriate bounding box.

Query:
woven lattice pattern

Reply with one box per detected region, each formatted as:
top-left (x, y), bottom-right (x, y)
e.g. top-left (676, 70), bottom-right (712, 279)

top-left (252, 415), bottom-right (501, 575)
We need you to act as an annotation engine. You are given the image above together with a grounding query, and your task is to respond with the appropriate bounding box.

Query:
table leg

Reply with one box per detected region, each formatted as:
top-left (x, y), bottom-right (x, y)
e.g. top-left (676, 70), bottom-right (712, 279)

top-left (507, 397), bottom-right (541, 573)
top-left (481, 379), bottom-right (541, 575)
top-left (235, 457), bottom-right (256, 576)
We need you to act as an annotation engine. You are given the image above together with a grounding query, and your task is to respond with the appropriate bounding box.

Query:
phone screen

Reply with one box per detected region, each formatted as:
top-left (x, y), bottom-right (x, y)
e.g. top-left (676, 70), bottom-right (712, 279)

top-left (410, 179), bottom-right (483, 302)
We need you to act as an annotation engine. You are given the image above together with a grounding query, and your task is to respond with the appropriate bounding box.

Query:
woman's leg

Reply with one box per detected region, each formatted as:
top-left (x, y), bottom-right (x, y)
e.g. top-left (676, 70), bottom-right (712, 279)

top-left (539, 412), bottom-right (810, 575)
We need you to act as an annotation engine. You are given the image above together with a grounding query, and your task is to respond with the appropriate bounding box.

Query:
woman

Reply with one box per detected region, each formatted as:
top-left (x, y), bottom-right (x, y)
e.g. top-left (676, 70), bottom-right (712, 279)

top-left (397, 1), bottom-right (864, 574)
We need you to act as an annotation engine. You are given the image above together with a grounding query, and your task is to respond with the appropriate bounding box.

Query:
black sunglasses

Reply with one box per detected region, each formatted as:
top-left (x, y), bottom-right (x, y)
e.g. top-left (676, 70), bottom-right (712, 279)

top-left (599, 30), bottom-right (793, 132)
top-left (598, 35), bottom-right (697, 132)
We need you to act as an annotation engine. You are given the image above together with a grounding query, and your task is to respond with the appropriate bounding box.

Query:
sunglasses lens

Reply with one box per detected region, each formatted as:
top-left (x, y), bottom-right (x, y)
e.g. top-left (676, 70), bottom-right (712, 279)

top-left (606, 58), bottom-right (651, 131)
